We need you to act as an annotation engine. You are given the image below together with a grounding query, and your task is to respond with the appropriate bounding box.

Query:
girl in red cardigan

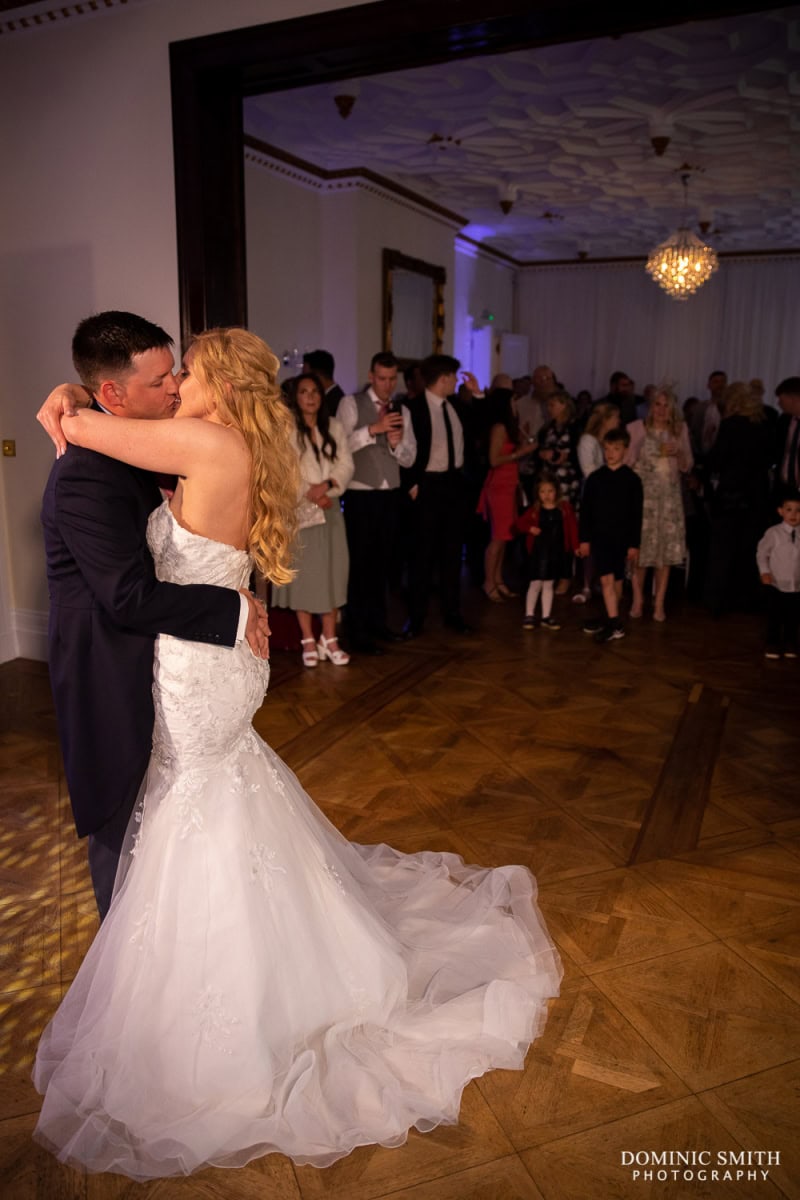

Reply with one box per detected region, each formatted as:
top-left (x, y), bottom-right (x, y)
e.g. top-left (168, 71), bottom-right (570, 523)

top-left (515, 473), bottom-right (579, 629)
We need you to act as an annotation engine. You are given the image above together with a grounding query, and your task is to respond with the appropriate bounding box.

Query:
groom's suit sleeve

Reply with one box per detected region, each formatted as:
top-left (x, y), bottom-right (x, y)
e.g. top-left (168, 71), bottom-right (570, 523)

top-left (52, 449), bottom-right (240, 642)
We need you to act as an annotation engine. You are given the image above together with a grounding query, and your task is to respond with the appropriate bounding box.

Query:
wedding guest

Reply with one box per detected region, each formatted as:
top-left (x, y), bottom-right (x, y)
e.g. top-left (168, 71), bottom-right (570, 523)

top-left (339, 352), bottom-right (416, 654)
top-left (537, 390), bottom-right (581, 593)
top-left (579, 427), bottom-right (643, 644)
top-left (516, 366), bottom-right (556, 501)
top-left (704, 381), bottom-right (771, 615)
top-left (404, 355), bottom-right (477, 635)
top-left (302, 349), bottom-right (345, 415)
top-left (574, 402), bottom-right (621, 603)
top-left (577, 403), bottom-right (620, 479)
top-left (575, 389), bottom-right (593, 425)
top-left (271, 374), bottom-right (354, 665)
top-left (626, 388), bottom-right (693, 622)
top-left (597, 371), bottom-right (641, 426)
top-left (477, 390), bottom-right (536, 601)
top-left (691, 369), bottom-right (727, 457)
top-left (757, 491), bottom-right (800, 658)
top-left (774, 377), bottom-right (800, 500)
top-left (516, 473), bottom-right (578, 630)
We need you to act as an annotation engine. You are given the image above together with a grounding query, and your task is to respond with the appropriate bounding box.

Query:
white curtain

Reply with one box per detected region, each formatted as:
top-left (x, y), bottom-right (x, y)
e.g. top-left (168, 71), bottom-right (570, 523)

top-left (517, 255), bottom-right (799, 403)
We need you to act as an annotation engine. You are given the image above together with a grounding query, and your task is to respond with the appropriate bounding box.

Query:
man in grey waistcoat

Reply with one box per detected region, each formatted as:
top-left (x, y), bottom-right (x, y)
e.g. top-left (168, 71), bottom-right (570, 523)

top-left (338, 351), bottom-right (416, 655)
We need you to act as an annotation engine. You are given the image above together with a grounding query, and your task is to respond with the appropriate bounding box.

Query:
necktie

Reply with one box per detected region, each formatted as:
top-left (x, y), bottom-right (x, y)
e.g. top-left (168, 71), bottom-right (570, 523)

top-left (442, 403), bottom-right (455, 471)
top-left (786, 419), bottom-right (799, 488)
top-left (793, 530), bottom-right (796, 544)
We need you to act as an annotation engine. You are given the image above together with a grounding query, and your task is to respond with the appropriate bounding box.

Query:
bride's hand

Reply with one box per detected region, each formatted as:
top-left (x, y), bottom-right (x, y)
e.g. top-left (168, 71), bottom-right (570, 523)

top-left (37, 383), bottom-right (92, 458)
top-left (241, 593), bottom-right (271, 659)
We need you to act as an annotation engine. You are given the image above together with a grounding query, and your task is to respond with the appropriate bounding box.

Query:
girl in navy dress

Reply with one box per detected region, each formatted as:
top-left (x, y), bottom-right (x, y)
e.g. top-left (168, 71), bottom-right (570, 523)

top-left (516, 473), bottom-right (579, 629)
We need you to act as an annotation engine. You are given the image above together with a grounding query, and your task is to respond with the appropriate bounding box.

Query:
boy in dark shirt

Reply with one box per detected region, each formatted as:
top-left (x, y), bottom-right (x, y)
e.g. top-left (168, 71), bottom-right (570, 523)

top-left (578, 427), bottom-right (643, 643)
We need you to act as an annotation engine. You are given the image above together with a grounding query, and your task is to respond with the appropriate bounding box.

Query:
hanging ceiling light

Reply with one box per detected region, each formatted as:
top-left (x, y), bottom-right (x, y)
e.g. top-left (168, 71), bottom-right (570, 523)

top-left (646, 170), bottom-right (718, 300)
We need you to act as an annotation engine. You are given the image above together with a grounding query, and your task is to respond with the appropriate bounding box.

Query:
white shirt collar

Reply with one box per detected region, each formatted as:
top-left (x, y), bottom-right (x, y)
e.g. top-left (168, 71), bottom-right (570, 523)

top-left (425, 388), bottom-right (447, 407)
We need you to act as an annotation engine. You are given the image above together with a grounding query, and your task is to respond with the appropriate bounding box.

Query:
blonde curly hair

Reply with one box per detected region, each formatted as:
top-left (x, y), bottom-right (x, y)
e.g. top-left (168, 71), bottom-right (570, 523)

top-left (645, 388), bottom-right (684, 436)
top-left (722, 381), bottom-right (765, 423)
top-left (187, 328), bottom-right (299, 585)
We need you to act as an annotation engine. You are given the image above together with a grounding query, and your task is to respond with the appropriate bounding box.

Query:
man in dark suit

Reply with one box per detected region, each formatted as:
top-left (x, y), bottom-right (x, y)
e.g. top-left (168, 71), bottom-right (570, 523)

top-left (774, 376), bottom-right (800, 498)
top-left (403, 354), bottom-right (478, 635)
top-left (303, 349), bottom-right (344, 415)
top-left (39, 311), bottom-right (269, 918)
top-left (597, 370), bottom-right (643, 426)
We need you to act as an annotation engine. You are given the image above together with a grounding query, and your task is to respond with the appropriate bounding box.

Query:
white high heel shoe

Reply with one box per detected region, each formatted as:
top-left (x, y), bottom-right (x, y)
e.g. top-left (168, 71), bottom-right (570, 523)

top-left (300, 637), bottom-right (319, 667)
top-left (316, 634), bottom-right (350, 665)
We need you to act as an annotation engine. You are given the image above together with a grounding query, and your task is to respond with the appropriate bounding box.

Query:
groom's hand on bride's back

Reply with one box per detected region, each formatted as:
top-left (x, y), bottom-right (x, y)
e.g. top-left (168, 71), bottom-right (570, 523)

top-left (241, 592), bottom-right (271, 659)
top-left (37, 384), bottom-right (92, 458)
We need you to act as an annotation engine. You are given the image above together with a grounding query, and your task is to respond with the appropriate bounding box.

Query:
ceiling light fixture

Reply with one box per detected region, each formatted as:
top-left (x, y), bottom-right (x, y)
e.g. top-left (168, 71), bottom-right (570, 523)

top-left (498, 182), bottom-right (518, 215)
top-left (333, 94), bottom-right (357, 118)
top-left (646, 169), bottom-right (718, 301)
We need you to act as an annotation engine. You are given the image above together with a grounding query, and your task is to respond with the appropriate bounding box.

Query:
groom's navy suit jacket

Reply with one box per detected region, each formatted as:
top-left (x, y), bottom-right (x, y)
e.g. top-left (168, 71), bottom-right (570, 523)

top-left (41, 433), bottom-right (241, 839)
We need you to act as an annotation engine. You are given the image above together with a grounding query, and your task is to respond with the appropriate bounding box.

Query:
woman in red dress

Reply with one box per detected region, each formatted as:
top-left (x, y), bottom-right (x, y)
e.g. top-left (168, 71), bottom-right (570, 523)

top-left (478, 392), bottom-right (537, 601)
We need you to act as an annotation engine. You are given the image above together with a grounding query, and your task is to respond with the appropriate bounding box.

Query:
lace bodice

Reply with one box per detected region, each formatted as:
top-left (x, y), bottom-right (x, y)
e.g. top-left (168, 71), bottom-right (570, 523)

top-left (147, 500), bottom-right (252, 590)
top-left (144, 500), bottom-right (268, 775)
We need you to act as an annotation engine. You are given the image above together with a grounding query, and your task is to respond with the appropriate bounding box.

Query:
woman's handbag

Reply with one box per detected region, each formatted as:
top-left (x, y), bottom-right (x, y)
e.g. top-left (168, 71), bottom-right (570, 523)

top-left (297, 496), bottom-right (327, 530)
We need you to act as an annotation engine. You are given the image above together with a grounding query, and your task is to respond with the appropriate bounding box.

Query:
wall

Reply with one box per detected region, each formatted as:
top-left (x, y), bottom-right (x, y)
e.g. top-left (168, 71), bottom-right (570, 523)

top-left (245, 158), bottom-right (324, 378)
top-left (517, 257), bottom-right (799, 401)
top-left (0, 0), bottom-right (358, 660)
top-left (245, 156), bottom-right (487, 392)
top-left (453, 240), bottom-right (517, 387)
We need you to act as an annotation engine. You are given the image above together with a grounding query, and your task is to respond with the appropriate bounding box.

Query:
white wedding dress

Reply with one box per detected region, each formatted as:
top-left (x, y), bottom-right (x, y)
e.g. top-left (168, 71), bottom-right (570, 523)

top-left (33, 501), bottom-right (562, 1180)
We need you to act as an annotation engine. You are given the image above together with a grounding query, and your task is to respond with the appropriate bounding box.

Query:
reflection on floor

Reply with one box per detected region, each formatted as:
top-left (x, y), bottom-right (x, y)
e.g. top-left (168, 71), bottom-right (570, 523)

top-left (1, 590), bottom-right (798, 1200)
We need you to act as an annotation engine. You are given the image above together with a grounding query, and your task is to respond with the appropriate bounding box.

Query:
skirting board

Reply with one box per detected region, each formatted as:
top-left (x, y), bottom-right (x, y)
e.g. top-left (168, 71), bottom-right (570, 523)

top-left (11, 608), bottom-right (48, 663)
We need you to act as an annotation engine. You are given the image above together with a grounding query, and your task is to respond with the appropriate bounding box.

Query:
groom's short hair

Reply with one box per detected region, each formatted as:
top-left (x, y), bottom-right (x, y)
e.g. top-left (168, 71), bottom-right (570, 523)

top-left (72, 310), bottom-right (173, 392)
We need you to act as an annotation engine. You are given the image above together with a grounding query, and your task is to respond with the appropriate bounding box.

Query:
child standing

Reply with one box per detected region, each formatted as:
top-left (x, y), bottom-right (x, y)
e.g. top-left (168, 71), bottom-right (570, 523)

top-left (578, 427), bottom-right (643, 643)
top-left (516, 473), bottom-right (578, 629)
top-left (756, 491), bottom-right (800, 659)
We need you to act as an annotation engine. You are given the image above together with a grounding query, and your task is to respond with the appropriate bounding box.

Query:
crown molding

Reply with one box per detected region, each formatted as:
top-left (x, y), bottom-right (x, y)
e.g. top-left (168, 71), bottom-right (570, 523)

top-left (244, 135), bottom-right (466, 234)
top-left (245, 135), bottom-right (520, 269)
top-left (0, 0), bottom-right (133, 37)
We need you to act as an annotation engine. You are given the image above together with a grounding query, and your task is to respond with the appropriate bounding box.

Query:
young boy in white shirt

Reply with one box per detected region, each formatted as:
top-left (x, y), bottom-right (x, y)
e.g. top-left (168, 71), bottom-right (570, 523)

top-left (756, 492), bottom-right (800, 659)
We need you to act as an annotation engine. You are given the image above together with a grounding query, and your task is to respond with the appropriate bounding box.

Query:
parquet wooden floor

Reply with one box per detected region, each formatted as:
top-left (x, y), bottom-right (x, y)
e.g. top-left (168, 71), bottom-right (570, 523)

top-left (1, 589), bottom-right (799, 1200)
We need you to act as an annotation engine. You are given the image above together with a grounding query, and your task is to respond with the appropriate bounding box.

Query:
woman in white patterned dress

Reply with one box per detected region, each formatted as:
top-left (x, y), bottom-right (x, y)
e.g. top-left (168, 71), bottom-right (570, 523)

top-left (626, 388), bottom-right (693, 621)
top-left (33, 327), bottom-right (562, 1180)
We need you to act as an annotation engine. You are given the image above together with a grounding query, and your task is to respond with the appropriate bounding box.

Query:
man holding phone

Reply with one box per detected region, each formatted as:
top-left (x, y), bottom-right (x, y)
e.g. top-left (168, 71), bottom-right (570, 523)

top-left (338, 352), bottom-right (416, 654)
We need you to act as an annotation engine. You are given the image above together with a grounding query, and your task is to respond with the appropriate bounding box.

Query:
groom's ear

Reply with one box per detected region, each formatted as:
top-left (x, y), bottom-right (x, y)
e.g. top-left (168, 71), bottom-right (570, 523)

top-left (97, 378), bottom-right (126, 413)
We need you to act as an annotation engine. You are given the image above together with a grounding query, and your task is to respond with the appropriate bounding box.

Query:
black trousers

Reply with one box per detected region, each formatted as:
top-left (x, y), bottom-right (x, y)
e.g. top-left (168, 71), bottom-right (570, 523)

top-left (408, 471), bottom-right (466, 628)
top-left (704, 507), bottom-right (762, 614)
top-left (87, 784), bottom-right (142, 919)
top-left (343, 489), bottom-right (399, 638)
top-left (765, 586), bottom-right (799, 650)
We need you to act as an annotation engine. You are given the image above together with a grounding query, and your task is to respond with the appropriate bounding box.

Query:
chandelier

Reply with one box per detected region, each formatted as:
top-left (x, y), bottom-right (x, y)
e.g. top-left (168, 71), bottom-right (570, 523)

top-left (646, 171), bottom-right (718, 300)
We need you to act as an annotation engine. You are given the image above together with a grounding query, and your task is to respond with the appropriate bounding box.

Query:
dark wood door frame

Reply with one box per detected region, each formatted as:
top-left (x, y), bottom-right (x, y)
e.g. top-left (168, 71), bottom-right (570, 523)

top-left (169, 0), bottom-right (778, 340)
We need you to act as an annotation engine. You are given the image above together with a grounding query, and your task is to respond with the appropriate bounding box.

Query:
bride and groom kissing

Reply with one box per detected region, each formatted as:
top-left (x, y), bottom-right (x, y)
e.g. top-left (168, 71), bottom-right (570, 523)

top-left (33, 311), bottom-right (561, 1179)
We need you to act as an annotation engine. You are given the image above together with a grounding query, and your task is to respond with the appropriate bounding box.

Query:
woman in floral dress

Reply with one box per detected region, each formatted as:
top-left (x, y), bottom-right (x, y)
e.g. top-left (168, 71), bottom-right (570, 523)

top-left (626, 388), bottom-right (693, 621)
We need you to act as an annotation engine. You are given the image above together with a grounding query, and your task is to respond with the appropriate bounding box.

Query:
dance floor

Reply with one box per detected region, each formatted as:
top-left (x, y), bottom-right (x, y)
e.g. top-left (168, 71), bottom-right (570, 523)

top-left (1, 589), bottom-right (799, 1199)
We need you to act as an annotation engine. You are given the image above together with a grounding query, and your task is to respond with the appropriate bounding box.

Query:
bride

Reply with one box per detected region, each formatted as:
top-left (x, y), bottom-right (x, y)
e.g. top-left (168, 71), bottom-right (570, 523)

top-left (33, 327), bottom-right (562, 1180)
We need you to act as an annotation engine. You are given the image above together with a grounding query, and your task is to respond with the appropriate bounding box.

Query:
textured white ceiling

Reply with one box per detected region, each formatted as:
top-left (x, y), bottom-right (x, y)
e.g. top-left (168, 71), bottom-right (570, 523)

top-left (244, 7), bottom-right (800, 261)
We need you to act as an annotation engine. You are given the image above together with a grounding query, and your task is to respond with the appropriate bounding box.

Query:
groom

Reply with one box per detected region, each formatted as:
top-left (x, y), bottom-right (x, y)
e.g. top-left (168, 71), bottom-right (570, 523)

top-left (38, 311), bottom-right (270, 919)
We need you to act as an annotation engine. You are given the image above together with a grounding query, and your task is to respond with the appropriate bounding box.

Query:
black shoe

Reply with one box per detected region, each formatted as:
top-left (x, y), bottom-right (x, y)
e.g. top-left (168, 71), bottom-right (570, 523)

top-left (403, 620), bottom-right (424, 638)
top-left (540, 617), bottom-right (561, 631)
top-left (594, 624), bottom-right (625, 644)
top-left (350, 638), bottom-right (385, 656)
top-left (444, 616), bottom-right (474, 635)
top-left (582, 618), bottom-right (603, 634)
top-left (373, 625), bottom-right (411, 643)
top-left (764, 646), bottom-right (781, 660)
